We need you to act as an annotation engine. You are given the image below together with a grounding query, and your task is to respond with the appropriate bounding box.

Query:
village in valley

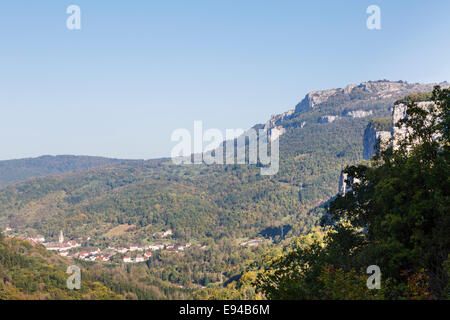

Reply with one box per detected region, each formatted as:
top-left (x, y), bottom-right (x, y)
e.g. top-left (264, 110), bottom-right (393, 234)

top-left (2, 225), bottom-right (267, 264)
top-left (2, 227), bottom-right (199, 264)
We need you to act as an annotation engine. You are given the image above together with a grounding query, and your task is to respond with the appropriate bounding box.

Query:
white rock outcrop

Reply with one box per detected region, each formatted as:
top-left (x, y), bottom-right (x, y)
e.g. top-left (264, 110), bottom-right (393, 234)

top-left (318, 115), bottom-right (340, 123)
top-left (295, 80), bottom-right (449, 113)
top-left (264, 109), bottom-right (295, 131)
top-left (268, 126), bottom-right (286, 142)
top-left (345, 110), bottom-right (373, 118)
top-left (295, 88), bottom-right (342, 112)
top-left (338, 171), bottom-right (361, 195)
top-left (263, 109), bottom-right (295, 141)
top-left (363, 125), bottom-right (391, 160)
top-left (392, 101), bottom-right (442, 150)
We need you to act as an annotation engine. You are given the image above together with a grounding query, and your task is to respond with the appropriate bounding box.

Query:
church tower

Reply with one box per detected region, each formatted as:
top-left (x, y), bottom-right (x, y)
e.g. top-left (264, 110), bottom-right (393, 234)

top-left (58, 230), bottom-right (64, 244)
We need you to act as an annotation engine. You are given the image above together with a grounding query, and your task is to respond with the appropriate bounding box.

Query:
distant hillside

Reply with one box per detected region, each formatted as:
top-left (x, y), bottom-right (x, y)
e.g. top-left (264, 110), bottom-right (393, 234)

top-left (0, 155), bottom-right (134, 188)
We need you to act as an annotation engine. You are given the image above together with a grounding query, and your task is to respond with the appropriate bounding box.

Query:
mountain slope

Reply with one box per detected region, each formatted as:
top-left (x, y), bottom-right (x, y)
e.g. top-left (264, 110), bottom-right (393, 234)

top-left (0, 155), bottom-right (134, 189)
top-left (1, 80), bottom-right (448, 243)
top-left (0, 233), bottom-right (121, 299)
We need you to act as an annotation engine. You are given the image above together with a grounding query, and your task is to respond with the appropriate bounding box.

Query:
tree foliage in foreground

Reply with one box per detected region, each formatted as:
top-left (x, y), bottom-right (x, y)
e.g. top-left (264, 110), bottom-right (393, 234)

top-left (257, 86), bottom-right (450, 299)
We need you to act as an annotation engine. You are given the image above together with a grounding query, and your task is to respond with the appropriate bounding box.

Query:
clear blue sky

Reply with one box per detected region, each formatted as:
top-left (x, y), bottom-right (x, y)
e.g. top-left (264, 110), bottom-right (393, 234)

top-left (1, 0), bottom-right (449, 160)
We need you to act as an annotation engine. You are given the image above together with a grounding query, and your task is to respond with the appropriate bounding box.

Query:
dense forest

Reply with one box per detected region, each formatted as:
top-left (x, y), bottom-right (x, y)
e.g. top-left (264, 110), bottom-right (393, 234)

top-left (0, 233), bottom-right (121, 299)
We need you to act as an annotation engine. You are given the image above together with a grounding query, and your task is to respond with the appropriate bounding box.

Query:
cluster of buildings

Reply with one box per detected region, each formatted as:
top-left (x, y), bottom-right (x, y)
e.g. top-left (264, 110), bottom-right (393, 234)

top-left (110, 244), bottom-right (159, 254)
top-left (43, 231), bottom-right (81, 252)
top-left (109, 242), bottom-right (191, 254)
top-left (153, 229), bottom-right (173, 238)
top-left (74, 249), bottom-right (116, 262)
top-left (68, 241), bottom-right (193, 264)
top-left (119, 242), bottom-right (192, 263)
top-left (2, 228), bottom-right (81, 252)
top-left (122, 251), bottom-right (153, 263)
top-left (3, 226), bottom-right (197, 265)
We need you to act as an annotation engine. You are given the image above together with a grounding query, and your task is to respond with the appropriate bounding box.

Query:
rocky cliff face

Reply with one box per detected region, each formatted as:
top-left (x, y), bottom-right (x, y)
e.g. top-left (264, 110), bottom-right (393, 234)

top-left (338, 171), bottom-right (360, 195)
top-left (319, 110), bottom-right (374, 124)
top-left (267, 126), bottom-right (286, 142)
top-left (391, 101), bottom-right (439, 150)
top-left (295, 87), bottom-right (343, 113)
top-left (263, 109), bottom-right (295, 141)
top-left (338, 171), bottom-right (348, 195)
top-left (390, 83), bottom-right (450, 151)
top-left (264, 109), bottom-right (294, 131)
top-left (392, 102), bottom-right (411, 150)
top-left (261, 80), bottom-right (448, 148)
top-left (363, 123), bottom-right (391, 160)
top-left (294, 80), bottom-right (448, 114)
top-left (342, 87), bottom-right (448, 194)
top-left (318, 115), bottom-right (340, 123)
top-left (364, 97), bottom-right (445, 159)
top-left (345, 110), bottom-right (373, 118)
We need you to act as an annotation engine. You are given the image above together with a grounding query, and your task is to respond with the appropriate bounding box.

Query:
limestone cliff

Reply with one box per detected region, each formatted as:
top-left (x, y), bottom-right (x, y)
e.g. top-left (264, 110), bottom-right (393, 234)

top-left (342, 87), bottom-right (449, 194)
top-left (345, 110), bottom-right (373, 118)
top-left (318, 115), bottom-right (340, 123)
top-left (338, 171), bottom-right (360, 195)
top-left (294, 80), bottom-right (448, 114)
top-left (392, 101), bottom-right (440, 150)
top-left (295, 88), bottom-right (343, 113)
top-left (363, 117), bottom-right (392, 160)
top-left (263, 109), bottom-right (295, 141)
top-left (260, 80), bottom-right (449, 148)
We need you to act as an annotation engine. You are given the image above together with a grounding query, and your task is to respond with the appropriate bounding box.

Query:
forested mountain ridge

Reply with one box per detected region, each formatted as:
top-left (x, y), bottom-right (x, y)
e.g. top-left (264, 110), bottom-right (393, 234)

top-left (0, 155), bottom-right (137, 189)
top-left (1, 81), bottom-right (447, 242)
